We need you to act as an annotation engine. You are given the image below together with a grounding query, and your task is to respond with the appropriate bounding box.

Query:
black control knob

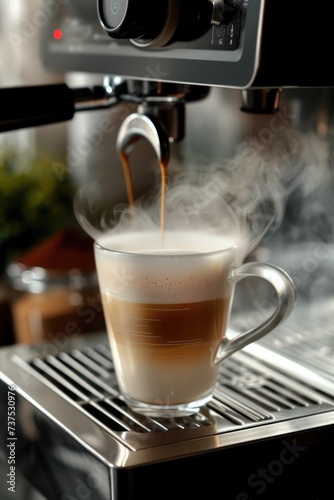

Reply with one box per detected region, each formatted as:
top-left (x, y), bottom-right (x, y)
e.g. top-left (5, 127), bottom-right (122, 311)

top-left (97, 0), bottom-right (235, 48)
top-left (97, 0), bottom-right (170, 41)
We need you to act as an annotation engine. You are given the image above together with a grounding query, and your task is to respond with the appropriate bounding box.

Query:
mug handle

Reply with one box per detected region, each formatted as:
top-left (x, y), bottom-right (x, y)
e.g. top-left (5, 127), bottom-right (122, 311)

top-left (214, 262), bottom-right (297, 364)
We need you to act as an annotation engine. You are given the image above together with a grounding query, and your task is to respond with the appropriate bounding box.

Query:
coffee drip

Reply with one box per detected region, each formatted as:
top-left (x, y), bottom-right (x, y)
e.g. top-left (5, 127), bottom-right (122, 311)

top-left (116, 112), bottom-right (170, 239)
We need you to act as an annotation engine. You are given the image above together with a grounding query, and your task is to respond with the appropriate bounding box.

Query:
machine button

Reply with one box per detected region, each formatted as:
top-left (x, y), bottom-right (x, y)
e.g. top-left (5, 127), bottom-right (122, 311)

top-left (98, 0), bottom-right (169, 40)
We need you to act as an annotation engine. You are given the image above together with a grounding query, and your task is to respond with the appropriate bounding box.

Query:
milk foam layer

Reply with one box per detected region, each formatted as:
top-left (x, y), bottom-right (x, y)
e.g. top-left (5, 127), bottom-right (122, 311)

top-left (97, 230), bottom-right (238, 254)
top-left (95, 231), bottom-right (238, 302)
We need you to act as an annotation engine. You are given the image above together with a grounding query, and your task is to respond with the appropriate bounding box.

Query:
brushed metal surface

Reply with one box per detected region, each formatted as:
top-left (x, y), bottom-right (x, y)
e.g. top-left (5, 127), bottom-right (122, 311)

top-left (1, 323), bottom-right (333, 469)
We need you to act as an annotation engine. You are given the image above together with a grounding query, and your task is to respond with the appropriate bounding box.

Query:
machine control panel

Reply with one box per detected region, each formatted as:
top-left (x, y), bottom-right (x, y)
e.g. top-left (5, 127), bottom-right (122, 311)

top-left (97, 0), bottom-right (242, 49)
top-left (41, 0), bottom-right (264, 88)
top-left (41, 0), bottom-right (333, 89)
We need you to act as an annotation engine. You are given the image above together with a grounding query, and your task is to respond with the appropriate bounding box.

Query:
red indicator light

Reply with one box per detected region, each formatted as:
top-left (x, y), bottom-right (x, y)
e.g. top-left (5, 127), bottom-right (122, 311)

top-left (53, 29), bottom-right (63, 40)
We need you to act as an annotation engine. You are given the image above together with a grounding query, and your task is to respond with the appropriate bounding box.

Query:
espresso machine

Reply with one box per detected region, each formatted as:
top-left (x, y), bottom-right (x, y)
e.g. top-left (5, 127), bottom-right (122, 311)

top-left (1, 1), bottom-right (334, 499)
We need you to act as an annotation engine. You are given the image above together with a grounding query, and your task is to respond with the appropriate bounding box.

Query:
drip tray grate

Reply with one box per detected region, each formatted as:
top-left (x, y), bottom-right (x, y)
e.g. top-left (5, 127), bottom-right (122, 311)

top-left (15, 338), bottom-right (334, 439)
top-left (2, 332), bottom-right (334, 467)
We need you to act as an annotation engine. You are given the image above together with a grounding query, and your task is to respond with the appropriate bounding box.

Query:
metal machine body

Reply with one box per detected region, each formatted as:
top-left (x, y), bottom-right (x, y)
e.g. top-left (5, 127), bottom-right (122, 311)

top-left (41, 0), bottom-right (334, 88)
top-left (1, 325), bottom-right (334, 499)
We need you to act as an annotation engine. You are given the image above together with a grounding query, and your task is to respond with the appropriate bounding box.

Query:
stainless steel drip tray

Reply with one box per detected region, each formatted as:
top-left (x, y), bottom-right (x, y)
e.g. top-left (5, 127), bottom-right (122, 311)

top-left (255, 309), bottom-right (334, 385)
top-left (1, 331), bottom-right (334, 468)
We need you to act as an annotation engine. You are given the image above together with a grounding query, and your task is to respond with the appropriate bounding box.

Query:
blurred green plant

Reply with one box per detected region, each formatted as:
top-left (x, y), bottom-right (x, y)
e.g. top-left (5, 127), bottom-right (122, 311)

top-left (0, 149), bottom-right (75, 271)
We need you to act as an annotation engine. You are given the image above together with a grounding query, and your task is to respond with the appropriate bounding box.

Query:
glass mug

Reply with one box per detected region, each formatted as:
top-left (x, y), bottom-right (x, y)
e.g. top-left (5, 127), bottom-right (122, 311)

top-left (94, 230), bottom-right (296, 418)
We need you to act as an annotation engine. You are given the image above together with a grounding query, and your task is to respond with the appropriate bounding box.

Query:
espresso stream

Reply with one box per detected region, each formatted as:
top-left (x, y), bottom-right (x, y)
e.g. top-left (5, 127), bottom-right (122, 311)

top-left (120, 150), bottom-right (167, 237)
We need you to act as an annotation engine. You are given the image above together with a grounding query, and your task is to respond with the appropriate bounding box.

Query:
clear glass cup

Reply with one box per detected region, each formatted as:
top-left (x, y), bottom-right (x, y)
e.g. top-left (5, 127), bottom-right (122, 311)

top-left (94, 230), bottom-right (296, 418)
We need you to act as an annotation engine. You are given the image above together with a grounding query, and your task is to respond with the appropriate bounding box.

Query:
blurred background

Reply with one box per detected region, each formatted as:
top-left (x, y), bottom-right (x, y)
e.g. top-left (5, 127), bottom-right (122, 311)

top-left (0, 0), bottom-right (243, 348)
top-left (0, 0), bottom-right (107, 346)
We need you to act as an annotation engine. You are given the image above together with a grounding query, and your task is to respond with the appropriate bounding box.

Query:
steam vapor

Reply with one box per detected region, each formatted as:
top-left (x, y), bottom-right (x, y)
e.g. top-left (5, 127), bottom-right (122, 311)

top-left (75, 116), bottom-right (330, 260)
